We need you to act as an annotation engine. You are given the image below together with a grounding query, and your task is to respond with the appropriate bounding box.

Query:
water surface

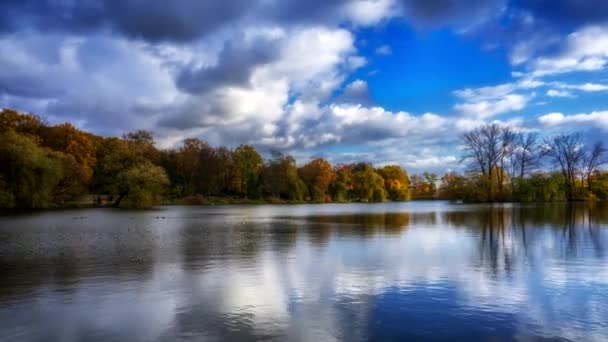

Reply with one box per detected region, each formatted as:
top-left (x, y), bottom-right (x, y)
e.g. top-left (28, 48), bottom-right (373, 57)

top-left (1, 202), bottom-right (607, 341)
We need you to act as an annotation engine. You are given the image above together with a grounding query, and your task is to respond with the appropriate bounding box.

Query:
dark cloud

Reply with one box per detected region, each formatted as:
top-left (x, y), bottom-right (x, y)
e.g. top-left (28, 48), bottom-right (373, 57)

top-left (176, 36), bottom-right (280, 94)
top-left (0, 0), bottom-right (359, 43)
top-left (265, 0), bottom-right (350, 25)
top-left (512, 0), bottom-right (608, 27)
top-left (0, 0), bottom-right (251, 42)
top-left (336, 80), bottom-right (373, 106)
top-left (397, 0), bottom-right (505, 29)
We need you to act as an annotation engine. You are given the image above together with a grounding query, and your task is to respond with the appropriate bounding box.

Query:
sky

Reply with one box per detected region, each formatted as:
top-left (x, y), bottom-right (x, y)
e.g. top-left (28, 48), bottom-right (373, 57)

top-left (1, 0), bottom-right (608, 174)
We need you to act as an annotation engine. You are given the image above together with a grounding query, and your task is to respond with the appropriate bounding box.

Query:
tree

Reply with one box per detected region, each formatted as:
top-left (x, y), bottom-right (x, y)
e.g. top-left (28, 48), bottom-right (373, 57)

top-left (41, 123), bottom-right (97, 182)
top-left (582, 142), bottom-right (607, 192)
top-left (331, 164), bottom-right (354, 202)
top-left (114, 161), bottom-right (169, 208)
top-left (174, 138), bottom-right (205, 196)
top-left (233, 144), bottom-right (263, 198)
top-left (92, 137), bottom-right (139, 195)
top-left (590, 171), bottom-right (608, 200)
top-left (513, 172), bottom-right (566, 202)
top-left (544, 133), bottom-right (586, 201)
top-left (351, 163), bottom-right (386, 202)
top-left (0, 131), bottom-right (62, 208)
top-left (461, 124), bottom-right (517, 201)
top-left (410, 173), bottom-right (437, 199)
top-left (260, 153), bottom-right (308, 201)
top-left (514, 132), bottom-right (541, 178)
top-left (48, 151), bottom-right (89, 204)
top-left (299, 158), bottom-right (336, 202)
top-left (377, 165), bottom-right (410, 201)
top-left (123, 130), bottom-right (159, 163)
top-left (0, 109), bottom-right (45, 141)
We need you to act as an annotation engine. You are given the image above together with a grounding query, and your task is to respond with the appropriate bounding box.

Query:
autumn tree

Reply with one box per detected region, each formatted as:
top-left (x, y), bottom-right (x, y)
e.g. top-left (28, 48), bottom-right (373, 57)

top-left (410, 174), bottom-right (437, 199)
top-left (173, 138), bottom-right (205, 196)
top-left (233, 144), bottom-right (263, 198)
top-left (41, 123), bottom-right (97, 182)
top-left (123, 130), bottom-right (160, 163)
top-left (299, 158), bottom-right (336, 202)
top-left (377, 165), bottom-right (410, 201)
top-left (0, 109), bottom-right (45, 141)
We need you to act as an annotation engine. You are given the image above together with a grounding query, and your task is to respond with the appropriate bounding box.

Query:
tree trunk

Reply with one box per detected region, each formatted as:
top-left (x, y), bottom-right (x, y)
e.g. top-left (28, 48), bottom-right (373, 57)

top-left (112, 192), bottom-right (128, 207)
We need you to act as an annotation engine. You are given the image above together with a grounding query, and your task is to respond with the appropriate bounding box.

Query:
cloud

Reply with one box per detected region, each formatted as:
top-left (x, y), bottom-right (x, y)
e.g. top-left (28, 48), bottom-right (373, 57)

top-left (396, 0), bottom-right (505, 31)
top-left (0, 0), bottom-right (252, 42)
top-left (538, 111), bottom-right (608, 130)
top-left (0, 32), bottom-right (179, 134)
top-left (513, 0), bottom-right (608, 28)
top-left (376, 45), bottom-right (392, 55)
top-left (176, 34), bottom-right (281, 94)
top-left (0, 0), bottom-right (397, 43)
top-left (528, 25), bottom-right (608, 76)
top-left (546, 89), bottom-right (575, 98)
top-left (454, 87), bottom-right (530, 118)
top-left (454, 94), bottom-right (529, 118)
top-left (3, 0), bottom-right (608, 174)
top-left (336, 79), bottom-right (373, 105)
top-left (556, 82), bottom-right (608, 92)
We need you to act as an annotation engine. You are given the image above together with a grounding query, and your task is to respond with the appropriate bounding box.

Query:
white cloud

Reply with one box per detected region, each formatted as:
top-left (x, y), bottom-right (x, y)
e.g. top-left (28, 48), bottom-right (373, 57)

top-left (454, 94), bottom-right (529, 118)
top-left (453, 76), bottom-right (545, 118)
top-left (555, 82), bottom-right (608, 92)
top-left (376, 45), bottom-right (392, 55)
top-left (344, 0), bottom-right (395, 26)
top-left (530, 25), bottom-right (608, 76)
top-left (538, 111), bottom-right (608, 130)
top-left (546, 89), bottom-right (575, 98)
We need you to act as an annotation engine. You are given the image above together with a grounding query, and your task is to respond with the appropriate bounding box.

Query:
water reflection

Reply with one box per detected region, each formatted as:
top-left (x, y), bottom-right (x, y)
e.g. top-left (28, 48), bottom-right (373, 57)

top-left (0, 202), bottom-right (607, 341)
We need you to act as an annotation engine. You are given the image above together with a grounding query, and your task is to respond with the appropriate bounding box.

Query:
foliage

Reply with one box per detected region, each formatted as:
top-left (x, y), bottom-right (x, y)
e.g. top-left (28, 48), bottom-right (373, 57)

top-left (377, 165), bottom-right (410, 201)
top-left (4, 108), bottom-right (608, 209)
top-left (299, 158), bottom-right (336, 202)
top-left (0, 131), bottom-right (63, 208)
top-left (351, 163), bottom-right (386, 202)
top-left (233, 144), bottom-right (264, 198)
top-left (41, 123), bottom-right (96, 181)
top-left (260, 154), bottom-right (308, 201)
top-left (115, 162), bottom-right (169, 208)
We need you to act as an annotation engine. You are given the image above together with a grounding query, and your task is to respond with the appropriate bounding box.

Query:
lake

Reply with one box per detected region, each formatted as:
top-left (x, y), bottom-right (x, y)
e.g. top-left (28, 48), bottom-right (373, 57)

top-left (1, 202), bottom-right (607, 341)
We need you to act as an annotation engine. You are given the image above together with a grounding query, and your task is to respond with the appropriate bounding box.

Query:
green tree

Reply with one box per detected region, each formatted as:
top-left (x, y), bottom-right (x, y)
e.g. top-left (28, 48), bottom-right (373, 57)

top-left (114, 162), bottom-right (169, 208)
top-left (0, 131), bottom-right (62, 208)
top-left (260, 154), bottom-right (308, 201)
top-left (233, 144), bottom-right (263, 198)
top-left (331, 164), bottom-right (354, 202)
top-left (351, 163), bottom-right (386, 202)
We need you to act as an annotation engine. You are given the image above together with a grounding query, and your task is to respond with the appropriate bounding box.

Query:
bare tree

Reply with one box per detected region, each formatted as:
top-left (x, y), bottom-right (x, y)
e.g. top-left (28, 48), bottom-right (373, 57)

top-left (461, 123), bottom-right (517, 201)
top-left (582, 141), bottom-right (608, 191)
top-left (515, 132), bottom-right (541, 178)
top-left (544, 133), bottom-right (585, 201)
top-left (498, 127), bottom-right (517, 195)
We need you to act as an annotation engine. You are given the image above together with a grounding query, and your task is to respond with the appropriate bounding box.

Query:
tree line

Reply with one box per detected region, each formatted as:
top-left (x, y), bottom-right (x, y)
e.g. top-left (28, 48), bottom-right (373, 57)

top-left (0, 109), bottom-right (411, 208)
top-left (442, 123), bottom-right (608, 202)
top-left (1, 109), bottom-right (607, 209)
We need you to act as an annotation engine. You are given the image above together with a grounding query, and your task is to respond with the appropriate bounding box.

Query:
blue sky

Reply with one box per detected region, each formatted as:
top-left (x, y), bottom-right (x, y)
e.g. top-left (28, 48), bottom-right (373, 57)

top-left (1, 0), bottom-right (608, 173)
